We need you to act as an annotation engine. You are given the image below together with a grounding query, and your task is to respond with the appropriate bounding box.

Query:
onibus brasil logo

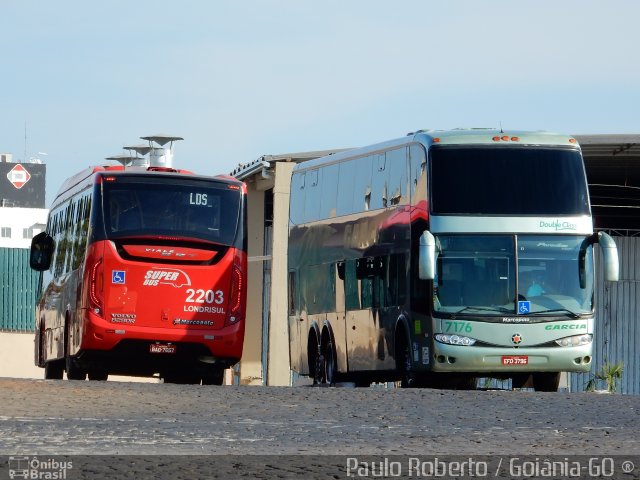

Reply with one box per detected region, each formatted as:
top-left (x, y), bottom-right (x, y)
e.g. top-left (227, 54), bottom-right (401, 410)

top-left (8, 456), bottom-right (72, 479)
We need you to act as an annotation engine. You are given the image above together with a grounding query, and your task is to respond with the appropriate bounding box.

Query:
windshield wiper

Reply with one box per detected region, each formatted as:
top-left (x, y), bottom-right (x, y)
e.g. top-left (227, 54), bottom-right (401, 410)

top-left (530, 308), bottom-right (581, 319)
top-left (451, 305), bottom-right (512, 318)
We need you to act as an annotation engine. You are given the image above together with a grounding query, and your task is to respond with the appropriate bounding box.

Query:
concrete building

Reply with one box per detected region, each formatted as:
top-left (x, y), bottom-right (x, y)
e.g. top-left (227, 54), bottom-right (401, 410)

top-left (231, 134), bottom-right (640, 393)
top-left (0, 156), bottom-right (48, 379)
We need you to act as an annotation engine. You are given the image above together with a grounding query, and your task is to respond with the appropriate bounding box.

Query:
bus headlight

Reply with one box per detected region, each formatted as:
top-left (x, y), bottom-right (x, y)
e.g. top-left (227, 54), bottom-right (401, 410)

top-left (555, 334), bottom-right (593, 347)
top-left (435, 334), bottom-right (477, 346)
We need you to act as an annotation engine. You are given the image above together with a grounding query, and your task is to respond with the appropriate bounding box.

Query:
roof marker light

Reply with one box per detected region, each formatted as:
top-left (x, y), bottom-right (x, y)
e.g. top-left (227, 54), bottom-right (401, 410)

top-left (433, 138), bottom-right (441, 143)
top-left (569, 138), bottom-right (577, 144)
top-left (511, 136), bottom-right (520, 142)
top-left (501, 135), bottom-right (510, 141)
top-left (492, 136), bottom-right (501, 142)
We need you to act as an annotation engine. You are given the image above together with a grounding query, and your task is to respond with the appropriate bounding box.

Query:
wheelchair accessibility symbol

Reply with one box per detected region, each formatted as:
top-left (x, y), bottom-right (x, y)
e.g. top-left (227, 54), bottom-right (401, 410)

top-left (112, 270), bottom-right (126, 284)
top-left (518, 301), bottom-right (531, 314)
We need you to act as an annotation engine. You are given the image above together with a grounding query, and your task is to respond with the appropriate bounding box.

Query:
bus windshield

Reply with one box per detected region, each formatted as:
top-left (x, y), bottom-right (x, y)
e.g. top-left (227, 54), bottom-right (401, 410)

top-left (430, 146), bottom-right (590, 215)
top-left (101, 176), bottom-right (241, 246)
top-left (433, 235), bottom-right (594, 316)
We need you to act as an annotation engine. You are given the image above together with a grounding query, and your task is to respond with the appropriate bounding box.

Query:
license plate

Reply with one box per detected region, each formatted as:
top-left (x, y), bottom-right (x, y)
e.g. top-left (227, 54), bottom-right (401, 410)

top-left (150, 343), bottom-right (176, 354)
top-left (501, 355), bottom-right (528, 365)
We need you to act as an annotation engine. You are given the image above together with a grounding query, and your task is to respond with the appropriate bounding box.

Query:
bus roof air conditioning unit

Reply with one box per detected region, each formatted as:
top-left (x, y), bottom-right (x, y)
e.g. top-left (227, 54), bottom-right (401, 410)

top-left (123, 145), bottom-right (153, 167)
top-left (140, 134), bottom-right (183, 168)
top-left (105, 155), bottom-right (140, 167)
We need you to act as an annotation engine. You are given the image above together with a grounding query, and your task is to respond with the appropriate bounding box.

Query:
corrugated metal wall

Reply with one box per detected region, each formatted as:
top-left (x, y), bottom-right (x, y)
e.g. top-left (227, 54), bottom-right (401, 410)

top-left (571, 236), bottom-right (640, 394)
top-left (0, 247), bottom-right (38, 332)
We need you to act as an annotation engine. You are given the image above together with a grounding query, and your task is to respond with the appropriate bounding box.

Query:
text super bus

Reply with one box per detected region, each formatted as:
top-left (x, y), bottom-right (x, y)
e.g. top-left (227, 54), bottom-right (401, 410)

top-left (30, 160), bottom-right (247, 384)
top-left (287, 129), bottom-right (619, 391)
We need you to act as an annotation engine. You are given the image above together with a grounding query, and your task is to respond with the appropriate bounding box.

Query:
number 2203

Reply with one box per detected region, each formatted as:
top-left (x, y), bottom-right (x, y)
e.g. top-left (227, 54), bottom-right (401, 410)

top-left (185, 289), bottom-right (224, 304)
top-left (444, 321), bottom-right (473, 333)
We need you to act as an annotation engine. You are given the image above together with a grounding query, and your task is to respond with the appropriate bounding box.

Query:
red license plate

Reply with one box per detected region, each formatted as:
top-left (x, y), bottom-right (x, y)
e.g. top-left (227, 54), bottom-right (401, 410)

top-left (150, 343), bottom-right (176, 354)
top-left (501, 355), bottom-right (528, 365)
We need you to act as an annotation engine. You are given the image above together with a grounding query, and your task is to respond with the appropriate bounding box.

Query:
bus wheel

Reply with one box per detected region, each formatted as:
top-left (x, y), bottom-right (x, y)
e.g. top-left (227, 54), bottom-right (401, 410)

top-left (44, 360), bottom-right (64, 380)
top-left (511, 373), bottom-right (533, 389)
top-left (322, 336), bottom-right (338, 386)
top-left (202, 368), bottom-right (224, 385)
top-left (65, 355), bottom-right (86, 381)
top-left (452, 375), bottom-right (477, 390)
top-left (88, 370), bottom-right (108, 381)
top-left (532, 372), bottom-right (560, 392)
top-left (396, 333), bottom-right (416, 388)
top-left (163, 372), bottom-right (200, 384)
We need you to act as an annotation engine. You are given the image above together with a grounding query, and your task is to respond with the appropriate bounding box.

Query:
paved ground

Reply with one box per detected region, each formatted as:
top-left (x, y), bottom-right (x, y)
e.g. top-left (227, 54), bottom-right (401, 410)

top-left (0, 378), bottom-right (638, 478)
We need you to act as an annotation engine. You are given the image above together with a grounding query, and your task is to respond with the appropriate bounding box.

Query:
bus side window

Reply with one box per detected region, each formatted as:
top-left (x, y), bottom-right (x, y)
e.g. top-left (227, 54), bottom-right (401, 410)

top-left (370, 154), bottom-right (389, 210)
top-left (320, 163), bottom-right (339, 219)
top-left (290, 172), bottom-right (306, 225)
top-left (352, 156), bottom-right (373, 213)
top-left (288, 271), bottom-right (296, 315)
top-left (386, 148), bottom-right (408, 206)
top-left (345, 260), bottom-right (360, 310)
top-left (337, 160), bottom-right (356, 216)
top-left (410, 144), bottom-right (427, 205)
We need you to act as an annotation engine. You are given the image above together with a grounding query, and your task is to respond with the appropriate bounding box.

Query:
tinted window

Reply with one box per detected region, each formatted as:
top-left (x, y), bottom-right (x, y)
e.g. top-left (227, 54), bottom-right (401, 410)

top-left (370, 154), bottom-right (389, 210)
top-left (304, 169), bottom-right (321, 222)
top-left (386, 148), bottom-right (408, 206)
top-left (430, 147), bottom-right (589, 215)
top-left (320, 163), bottom-right (339, 218)
top-left (352, 156), bottom-right (373, 213)
top-left (290, 172), bottom-right (306, 225)
top-left (102, 176), bottom-right (241, 246)
top-left (337, 161), bottom-right (356, 216)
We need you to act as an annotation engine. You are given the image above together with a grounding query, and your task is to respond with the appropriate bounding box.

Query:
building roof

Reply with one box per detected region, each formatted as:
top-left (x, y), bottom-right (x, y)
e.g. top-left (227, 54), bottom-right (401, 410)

top-left (575, 134), bottom-right (640, 232)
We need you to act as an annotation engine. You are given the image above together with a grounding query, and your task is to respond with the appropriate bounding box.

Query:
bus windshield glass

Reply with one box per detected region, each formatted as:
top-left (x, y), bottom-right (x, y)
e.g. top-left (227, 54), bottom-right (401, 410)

top-left (430, 146), bottom-right (590, 215)
top-left (102, 177), bottom-right (241, 246)
top-left (433, 235), bottom-right (594, 316)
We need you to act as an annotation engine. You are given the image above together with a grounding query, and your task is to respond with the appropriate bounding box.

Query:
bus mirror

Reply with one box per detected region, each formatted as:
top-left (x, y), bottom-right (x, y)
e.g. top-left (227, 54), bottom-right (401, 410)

top-left (30, 232), bottom-right (54, 272)
top-left (418, 231), bottom-right (436, 280)
top-left (597, 231), bottom-right (619, 282)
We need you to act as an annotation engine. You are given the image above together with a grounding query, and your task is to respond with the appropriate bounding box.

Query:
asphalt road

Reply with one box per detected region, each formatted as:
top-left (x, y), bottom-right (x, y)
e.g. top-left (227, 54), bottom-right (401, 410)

top-left (0, 378), bottom-right (638, 478)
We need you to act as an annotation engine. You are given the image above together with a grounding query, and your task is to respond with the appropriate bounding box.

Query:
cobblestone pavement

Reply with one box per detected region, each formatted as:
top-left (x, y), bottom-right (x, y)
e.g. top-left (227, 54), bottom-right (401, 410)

top-left (0, 378), bottom-right (638, 478)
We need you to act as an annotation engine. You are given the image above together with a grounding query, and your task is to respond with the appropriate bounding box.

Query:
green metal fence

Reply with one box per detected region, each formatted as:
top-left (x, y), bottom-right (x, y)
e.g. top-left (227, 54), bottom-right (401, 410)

top-left (0, 247), bottom-right (38, 332)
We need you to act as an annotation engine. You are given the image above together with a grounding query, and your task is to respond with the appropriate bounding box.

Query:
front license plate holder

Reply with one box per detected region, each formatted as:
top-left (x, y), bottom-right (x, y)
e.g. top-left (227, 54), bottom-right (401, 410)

top-left (501, 355), bottom-right (528, 365)
top-left (150, 343), bottom-right (176, 354)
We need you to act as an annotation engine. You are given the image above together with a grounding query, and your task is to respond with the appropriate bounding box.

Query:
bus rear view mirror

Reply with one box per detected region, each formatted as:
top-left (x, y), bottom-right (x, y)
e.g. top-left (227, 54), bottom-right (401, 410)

top-left (418, 231), bottom-right (436, 280)
top-left (30, 232), bottom-right (54, 272)
top-left (579, 231), bottom-right (619, 287)
top-left (597, 231), bottom-right (619, 282)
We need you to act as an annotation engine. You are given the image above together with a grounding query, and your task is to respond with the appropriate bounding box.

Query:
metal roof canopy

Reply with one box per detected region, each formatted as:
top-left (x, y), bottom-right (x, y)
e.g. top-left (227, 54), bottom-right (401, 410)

top-left (575, 134), bottom-right (640, 232)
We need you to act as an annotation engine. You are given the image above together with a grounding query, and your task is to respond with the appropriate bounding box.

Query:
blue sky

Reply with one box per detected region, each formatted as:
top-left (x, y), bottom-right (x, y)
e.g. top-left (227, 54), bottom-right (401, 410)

top-left (1, 1), bottom-right (639, 205)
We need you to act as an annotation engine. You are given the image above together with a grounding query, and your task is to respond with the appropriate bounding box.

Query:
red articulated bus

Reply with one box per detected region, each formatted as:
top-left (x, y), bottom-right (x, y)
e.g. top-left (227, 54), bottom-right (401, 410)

top-left (30, 164), bottom-right (247, 384)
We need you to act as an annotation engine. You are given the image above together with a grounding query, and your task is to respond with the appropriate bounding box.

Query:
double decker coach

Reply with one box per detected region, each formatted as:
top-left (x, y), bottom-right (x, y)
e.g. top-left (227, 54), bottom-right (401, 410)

top-left (30, 138), bottom-right (247, 384)
top-left (287, 129), bottom-right (619, 391)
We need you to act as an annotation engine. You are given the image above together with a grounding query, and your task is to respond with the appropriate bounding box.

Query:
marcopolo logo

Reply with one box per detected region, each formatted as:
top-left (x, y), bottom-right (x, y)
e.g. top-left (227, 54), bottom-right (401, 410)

top-left (539, 219), bottom-right (577, 231)
top-left (143, 268), bottom-right (191, 288)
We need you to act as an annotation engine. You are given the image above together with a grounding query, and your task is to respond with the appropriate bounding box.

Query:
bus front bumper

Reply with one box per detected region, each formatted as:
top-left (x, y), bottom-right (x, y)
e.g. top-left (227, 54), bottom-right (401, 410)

top-left (428, 342), bottom-right (593, 373)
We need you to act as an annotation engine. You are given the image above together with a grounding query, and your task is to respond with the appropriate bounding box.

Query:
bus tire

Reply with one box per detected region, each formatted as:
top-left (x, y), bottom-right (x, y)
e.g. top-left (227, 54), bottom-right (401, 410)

top-left (511, 373), bottom-right (533, 389)
top-left (202, 368), bottom-right (224, 385)
top-left (395, 329), bottom-right (417, 388)
top-left (163, 372), bottom-right (200, 384)
top-left (532, 372), bottom-right (560, 392)
top-left (44, 360), bottom-right (64, 380)
top-left (322, 334), bottom-right (338, 386)
top-left (65, 355), bottom-right (86, 381)
top-left (88, 370), bottom-right (108, 381)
